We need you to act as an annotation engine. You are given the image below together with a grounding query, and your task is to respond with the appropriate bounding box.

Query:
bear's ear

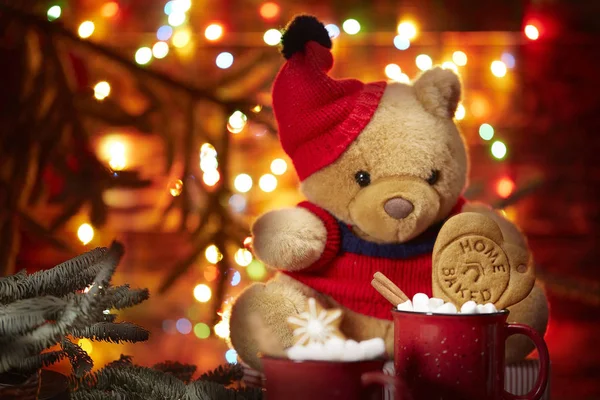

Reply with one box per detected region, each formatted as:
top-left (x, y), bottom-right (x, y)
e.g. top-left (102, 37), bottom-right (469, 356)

top-left (413, 67), bottom-right (461, 119)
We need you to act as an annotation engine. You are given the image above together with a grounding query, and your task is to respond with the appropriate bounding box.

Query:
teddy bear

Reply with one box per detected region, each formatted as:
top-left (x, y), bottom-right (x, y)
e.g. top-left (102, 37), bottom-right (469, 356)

top-left (229, 15), bottom-right (549, 371)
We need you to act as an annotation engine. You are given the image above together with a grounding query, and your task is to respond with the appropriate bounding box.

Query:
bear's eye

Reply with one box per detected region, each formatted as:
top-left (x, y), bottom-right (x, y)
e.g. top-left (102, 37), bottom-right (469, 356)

top-left (354, 171), bottom-right (371, 187)
top-left (426, 169), bottom-right (440, 185)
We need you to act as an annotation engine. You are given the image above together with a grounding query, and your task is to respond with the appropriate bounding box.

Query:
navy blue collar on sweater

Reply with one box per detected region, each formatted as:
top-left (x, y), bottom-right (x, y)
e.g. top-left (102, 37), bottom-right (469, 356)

top-left (338, 220), bottom-right (443, 259)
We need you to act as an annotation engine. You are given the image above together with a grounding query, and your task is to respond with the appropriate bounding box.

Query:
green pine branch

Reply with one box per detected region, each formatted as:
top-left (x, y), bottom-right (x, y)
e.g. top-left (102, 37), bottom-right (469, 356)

top-left (0, 295), bottom-right (67, 336)
top-left (10, 350), bottom-right (66, 372)
top-left (70, 322), bottom-right (150, 344)
top-left (198, 363), bottom-right (244, 386)
top-left (153, 361), bottom-right (197, 383)
top-left (101, 285), bottom-right (150, 310)
top-left (62, 339), bottom-right (93, 378)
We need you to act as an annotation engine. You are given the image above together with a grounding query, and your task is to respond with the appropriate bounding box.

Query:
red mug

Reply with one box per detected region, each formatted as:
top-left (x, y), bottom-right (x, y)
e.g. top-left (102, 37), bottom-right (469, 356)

top-left (393, 309), bottom-right (549, 400)
top-left (261, 356), bottom-right (409, 400)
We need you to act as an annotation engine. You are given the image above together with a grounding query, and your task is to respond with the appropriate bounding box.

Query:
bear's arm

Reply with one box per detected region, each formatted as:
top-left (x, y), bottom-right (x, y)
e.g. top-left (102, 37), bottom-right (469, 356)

top-left (251, 202), bottom-right (340, 271)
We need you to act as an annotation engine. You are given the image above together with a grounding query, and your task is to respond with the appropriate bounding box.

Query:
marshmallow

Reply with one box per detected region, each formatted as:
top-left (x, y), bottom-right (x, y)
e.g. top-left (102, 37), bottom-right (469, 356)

top-left (480, 303), bottom-right (498, 314)
top-left (397, 300), bottom-right (413, 311)
top-left (460, 300), bottom-right (478, 314)
top-left (434, 302), bottom-right (458, 314)
top-left (412, 293), bottom-right (430, 312)
top-left (286, 337), bottom-right (386, 362)
top-left (428, 297), bottom-right (445, 311)
top-left (358, 338), bottom-right (386, 359)
top-left (341, 340), bottom-right (364, 362)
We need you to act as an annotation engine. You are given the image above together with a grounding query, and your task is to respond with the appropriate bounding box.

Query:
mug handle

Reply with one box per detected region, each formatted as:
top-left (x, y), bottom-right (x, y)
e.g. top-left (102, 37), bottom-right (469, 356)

top-left (361, 372), bottom-right (412, 400)
top-left (502, 324), bottom-right (550, 400)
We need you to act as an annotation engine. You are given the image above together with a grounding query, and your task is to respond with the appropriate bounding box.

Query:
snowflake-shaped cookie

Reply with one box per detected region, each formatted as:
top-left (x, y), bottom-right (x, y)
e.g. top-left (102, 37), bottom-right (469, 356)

top-left (287, 298), bottom-right (345, 346)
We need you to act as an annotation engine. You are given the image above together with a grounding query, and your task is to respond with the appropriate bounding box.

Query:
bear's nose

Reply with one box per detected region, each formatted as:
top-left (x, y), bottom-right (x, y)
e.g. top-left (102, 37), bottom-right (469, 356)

top-left (384, 197), bottom-right (414, 219)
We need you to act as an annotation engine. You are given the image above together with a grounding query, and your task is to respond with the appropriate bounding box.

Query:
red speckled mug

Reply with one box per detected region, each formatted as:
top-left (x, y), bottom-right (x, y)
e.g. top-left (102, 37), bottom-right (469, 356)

top-left (262, 356), bottom-right (409, 400)
top-left (393, 309), bottom-right (549, 400)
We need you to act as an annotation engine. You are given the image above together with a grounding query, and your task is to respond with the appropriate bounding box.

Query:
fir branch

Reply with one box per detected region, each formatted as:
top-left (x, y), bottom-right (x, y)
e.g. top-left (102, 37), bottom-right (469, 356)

top-left (62, 339), bottom-right (94, 377)
top-left (70, 322), bottom-right (149, 344)
top-left (92, 365), bottom-right (187, 399)
top-left (104, 354), bottom-right (134, 369)
top-left (0, 295), bottom-right (67, 336)
top-left (198, 363), bottom-right (244, 386)
top-left (101, 285), bottom-right (150, 310)
top-left (71, 388), bottom-right (144, 400)
top-left (152, 361), bottom-right (197, 383)
top-left (10, 350), bottom-right (66, 373)
top-left (186, 380), bottom-right (263, 400)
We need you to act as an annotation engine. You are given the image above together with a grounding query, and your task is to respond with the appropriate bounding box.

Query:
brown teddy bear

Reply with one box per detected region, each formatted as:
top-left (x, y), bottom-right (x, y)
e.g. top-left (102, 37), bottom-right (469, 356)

top-left (230, 15), bottom-right (548, 371)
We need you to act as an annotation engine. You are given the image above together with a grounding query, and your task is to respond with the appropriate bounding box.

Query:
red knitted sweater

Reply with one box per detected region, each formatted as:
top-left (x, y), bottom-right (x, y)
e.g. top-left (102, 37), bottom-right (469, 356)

top-left (282, 198), bottom-right (466, 320)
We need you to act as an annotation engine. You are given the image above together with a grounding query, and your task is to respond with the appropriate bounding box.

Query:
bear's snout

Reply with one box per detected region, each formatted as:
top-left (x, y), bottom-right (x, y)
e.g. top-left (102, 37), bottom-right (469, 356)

top-left (384, 197), bottom-right (413, 219)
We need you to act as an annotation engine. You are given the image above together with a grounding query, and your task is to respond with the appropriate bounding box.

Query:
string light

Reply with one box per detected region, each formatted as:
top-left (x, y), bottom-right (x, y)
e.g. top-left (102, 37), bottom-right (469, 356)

top-left (176, 318), bottom-right (192, 334)
top-left (231, 271), bottom-right (241, 286)
top-left (252, 104), bottom-right (262, 113)
top-left (441, 61), bottom-right (458, 73)
top-left (234, 248), bottom-right (253, 267)
top-left (169, 179), bottom-right (184, 197)
top-left (164, 1), bottom-right (174, 15)
top-left (259, 174), bottom-right (277, 192)
top-left (47, 5), bottom-right (61, 21)
top-left (172, 29), bottom-right (191, 48)
top-left (214, 320), bottom-right (229, 339)
top-left (216, 52), bottom-right (234, 69)
top-left (415, 54), bottom-right (432, 71)
top-left (200, 143), bottom-right (217, 158)
top-left (263, 29), bottom-right (282, 46)
top-left (452, 51), bottom-right (468, 66)
top-left (384, 64), bottom-right (401, 80)
top-left (77, 223), bottom-right (94, 245)
top-left (479, 123), bottom-right (494, 140)
top-left (193, 284), bottom-right (212, 303)
top-left (496, 177), bottom-right (515, 198)
top-left (325, 24), bottom-right (341, 39)
top-left (342, 19), bottom-right (360, 35)
top-left (194, 323), bottom-right (211, 339)
top-left (501, 52), bottom-right (515, 69)
top-left (229, 194), bottom-right (247, 213)
top-left (172, 0), bottom-right (192, 13)
top-left (397, 21), bottom-right (417, 39)
top-left (393, 36), bottom-right (410, 50)
top-left (157, 25), bottom-right (173, 41)
top-left (205, 23), bottom-right (224, 41)
top-left (204, 265), bottom-right (218, 281)
top-left (524, 24), bottom-right (539, 40)
top-left (455, 104), bottom-right (466, 120)
top-left (101, 2), bottom-right (119, 18)
top-left (200, 156), bottom-right (218, 172)
top-left (228, 111), bottom-right (247, 133)
top-left (135, 47), bottom-right (153, 65)
top-left (270, 158), bottom-right (287, 175)
top-left (93, 81), bottom-right (111, 100)
top-left (205, 245), bottom-right (223, 264)
top-left (78, 21), bottom-right (95, 39)
top-left (234, 174), bottom-right (253, 193)
top-left (247, 260), bottom-right (267, 280)
top-left (225, 349), bottom-right (238, 364)
top-left (491, 141), bottom-right (507, 159)
top-left (259, 2), bottom-right (280, 20)
top-left (152, 42), bottom-right (169, 59)
top-left (78, 339), bottom-right (93, 354)
top-left (202, 169), bottom-right (220, 186)
top-left (490, 61), bottom-right (507, 78)
top-left (168, 11), bottom-right (186, 27)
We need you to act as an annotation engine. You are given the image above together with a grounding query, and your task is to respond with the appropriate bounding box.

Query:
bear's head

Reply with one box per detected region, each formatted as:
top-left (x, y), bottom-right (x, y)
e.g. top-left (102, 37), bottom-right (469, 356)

top-left (273, 16), bottom-right (468, 243)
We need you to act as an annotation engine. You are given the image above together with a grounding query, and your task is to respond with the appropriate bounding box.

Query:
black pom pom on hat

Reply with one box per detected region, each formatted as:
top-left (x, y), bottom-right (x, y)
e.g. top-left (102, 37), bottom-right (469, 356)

top-left (280, 15), bottom-right (332, 60)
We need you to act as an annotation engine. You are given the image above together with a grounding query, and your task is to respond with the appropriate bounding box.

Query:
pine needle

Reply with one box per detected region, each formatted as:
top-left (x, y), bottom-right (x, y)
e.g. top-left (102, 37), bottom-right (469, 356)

top-left (62, 339), bottom-right (94, 377)
top-left (70, 322), bottom-right (150, 344)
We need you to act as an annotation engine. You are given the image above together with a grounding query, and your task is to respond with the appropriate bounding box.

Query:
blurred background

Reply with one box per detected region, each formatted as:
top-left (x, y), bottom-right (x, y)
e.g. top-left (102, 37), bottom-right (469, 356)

top-left (0, 0), bottom-right (598, 398)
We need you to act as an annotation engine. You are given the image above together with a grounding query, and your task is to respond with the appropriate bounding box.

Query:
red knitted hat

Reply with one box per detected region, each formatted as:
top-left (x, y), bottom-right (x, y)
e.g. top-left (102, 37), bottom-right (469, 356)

top-left (272, 16), bottom-right (387, 181)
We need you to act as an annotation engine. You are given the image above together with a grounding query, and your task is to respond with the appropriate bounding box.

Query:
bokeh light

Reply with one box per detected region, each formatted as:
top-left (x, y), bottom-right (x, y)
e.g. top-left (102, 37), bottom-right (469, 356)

top-left (135, 47), bottom-right (153, 65)
top-left (479, 123), bottom-right (494, 140)
top-left (234, 248), bottom-right (253, 267)
top-left (415, 54), bottom-right (433, 71)
top-left (384, 64), bottom-right (402, 80)
top-left (157, 25), bottom-right (173, 41)
top-left (172, 29), bottom-right (191, 48)
top-left (524, 24), bottom-right (540, 40)
top-left (325, 24), bottom-right (340, 39)
top-left (225, 349), bottom-right (238, 364)
top-left (169, 179), bottom-right (183, 197)
top-left (259, 2), bottom-right (280, 20)
top-left (397, 21), bottom-right (417, 39)
top-left (491, 141), bottom-right (507, 159)
top-left (205, 23), bottom-right (224, 41)
top-left (234, 174), bottom-right (253, 193)
top-left (452, 51), bottom-right (468, 66)
top-left (231, 271), bottom-right (241, 286)
top-left (152, 42), bottom-right (169, 59)
top-left (259, 174), bottom-right (277, 192)
top-left (77, 223), bottom-right (94, 245)
top-left (441, 61), bottom-right (458, 73)
top-left (214, 320), bottom-right (230, 338)
top-left (194, 323), bottom-right (211, 339)
top-left (270, 158), bottom-right (287, 175)
top-left (204, 265), bottom-right (218, 282)
top-left (229, 194), bottom-right (247, 213)
top-left (202, 169), bottom-right (220, 186)
top-left (205, 245), bottom-right (223, 264)
top-left (263, 29), bottom-right (282, 46)
top-left (490, 60), bottom-right (507, 78)
top-left (342, 19), bottom-right (361, 35)
top-left (228, 111), bottom-right (247, 133)
top-left (168, 11), bottom-right (186, 27)
top-left (164, 1), bottom-right (174, 15)
top-left (393, 35), bottom-right (410, 50)
top-left (501, 52), bottom-right (515, 69)
top-left (93, 81), bottom-right (111, 100)
top-left (101, 2), bottom-right (119, 18)
top-left (455, 104), bottom-right (466, 120)
top-left (193, 284), bottom-right (212, 303)
top-left (172, 0), bottom-right (192, 13)
top-left (496, 177), bottom-right (515, 198)
top-left (176, 318), bottom-right (192, 334)
top-left (247, 260), bottom-right (267, 280)
top-left (216, 52), bottom-right (234, 69)
top-left (78, 21), bottom-right (95, 39)
top-left (200, 156), bottom-right (218, 172)
top-left (78, 339), bottom-right (93, 355)
top-left (105, 140), bottom-right (127, 171)
top-left (47, 5), bottom-right (61, 21)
